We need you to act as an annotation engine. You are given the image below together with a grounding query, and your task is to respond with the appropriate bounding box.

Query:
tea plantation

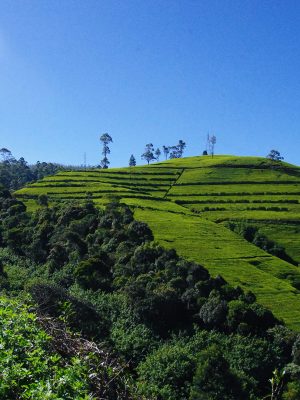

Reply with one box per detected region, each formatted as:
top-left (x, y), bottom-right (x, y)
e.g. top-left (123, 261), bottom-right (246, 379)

top-left (15, 155), bottom-right (300, 330)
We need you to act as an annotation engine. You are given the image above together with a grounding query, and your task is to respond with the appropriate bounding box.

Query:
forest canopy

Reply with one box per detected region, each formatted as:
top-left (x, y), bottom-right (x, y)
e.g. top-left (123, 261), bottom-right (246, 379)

top-left (0, 188), bottom-right (299, 399)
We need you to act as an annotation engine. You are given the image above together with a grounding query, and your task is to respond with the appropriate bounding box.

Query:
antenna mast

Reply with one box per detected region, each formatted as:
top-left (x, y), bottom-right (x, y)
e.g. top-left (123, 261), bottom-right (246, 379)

top-left (84, 152), bottom-right (87, 170)
top-left (206, 132), bottom-right (210, 153)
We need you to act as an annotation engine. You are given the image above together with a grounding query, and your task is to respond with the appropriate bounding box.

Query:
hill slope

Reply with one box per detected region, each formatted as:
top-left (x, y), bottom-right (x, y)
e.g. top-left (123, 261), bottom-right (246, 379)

top-left (15, 155), bottom-right (300, 329)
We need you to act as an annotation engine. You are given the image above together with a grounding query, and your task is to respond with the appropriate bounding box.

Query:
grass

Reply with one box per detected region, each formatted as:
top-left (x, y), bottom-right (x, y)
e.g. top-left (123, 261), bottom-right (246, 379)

top-left (168, 183), bottom-right (300, 196)
top-left (14, 155), bottom-right (300, 330)
top-left (133, 208), bottom-right (300, 329)
top-left (176, 167), bottom-right (300, 184)
top-left (250, 223), bottom-right (300, 265)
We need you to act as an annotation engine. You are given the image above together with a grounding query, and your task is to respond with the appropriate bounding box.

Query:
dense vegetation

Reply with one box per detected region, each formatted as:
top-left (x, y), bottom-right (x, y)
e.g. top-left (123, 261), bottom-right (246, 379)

top-left (0, 148), bottom-right (67, 190)
top-left (15, 155), bottom-right (300, 330)
top-left (1, 184), bottom-right (300, 399)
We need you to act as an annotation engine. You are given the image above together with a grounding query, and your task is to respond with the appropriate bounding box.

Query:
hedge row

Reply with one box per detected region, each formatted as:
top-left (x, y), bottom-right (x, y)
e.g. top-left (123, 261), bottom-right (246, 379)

top-left (169, 191), bottom-right (300, 197)
top-left (176, 180), bottom-right (300, 186)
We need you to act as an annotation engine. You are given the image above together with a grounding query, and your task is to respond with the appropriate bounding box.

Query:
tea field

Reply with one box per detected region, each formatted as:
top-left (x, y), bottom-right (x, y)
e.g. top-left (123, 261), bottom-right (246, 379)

top-left (15, 155), bottom-right (300, 329)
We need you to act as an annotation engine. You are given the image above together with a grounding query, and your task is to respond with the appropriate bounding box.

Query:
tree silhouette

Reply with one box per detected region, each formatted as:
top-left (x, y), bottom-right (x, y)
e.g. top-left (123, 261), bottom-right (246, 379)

top-left (129, 154), bottom-right (136, 167)
top-left (155, 148), bottom-right (161, 161)
top-left (267, 150), bottom-right (284, 162)
top-left (163, 145), bottom-right (170, 160)
top-left (169, 140), bottom-right (186, 158)
top-left (141, 144), bottom-right (155, 165)
top-left (177, 140), bottom-right (186, 157)
top-left (100, 133), bottom-right (113, 168)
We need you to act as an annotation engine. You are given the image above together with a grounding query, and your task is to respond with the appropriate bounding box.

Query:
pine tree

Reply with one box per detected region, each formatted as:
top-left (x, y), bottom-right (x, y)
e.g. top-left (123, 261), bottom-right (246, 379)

top-left (129, 154), bottom-right (136, 167)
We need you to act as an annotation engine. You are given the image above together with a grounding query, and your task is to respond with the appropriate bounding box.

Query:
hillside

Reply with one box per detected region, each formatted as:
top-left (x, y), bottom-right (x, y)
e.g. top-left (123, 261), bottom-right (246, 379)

top-left (15, 155), bottom-right (300, 330)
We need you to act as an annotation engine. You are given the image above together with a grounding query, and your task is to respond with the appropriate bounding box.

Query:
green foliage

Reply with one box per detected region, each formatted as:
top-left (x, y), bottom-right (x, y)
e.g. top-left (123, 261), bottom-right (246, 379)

top-left (75, 254), bottom-right (112, 291)
top-left (199, 290), bottom-right (228, 328)
top-left (37, 194), bottom-right (48, 207)
top-left (1, 181), bottom-right (299, 399)
top-left (292, 335), bottom-right (300, 365)
top-left (137, 337), bottom-right (198, 399)
top-left (100, 133), bottom-right (113, 168)
top-left (267, 150), bottom-right (284, 162)
top-left (190, 344), bottom-right (245, 400)
top-left (29, 283), bottom-right (107, 339)
top-left (141, 143), bottom-right (156, 165)
top-left (0, 197), bottom-right (281, 341)
top-left (110, 314), bottom-right (157, 364)
top-left (129, 154), bottom-right (136, 167)
top-left (0, 150), bottom-right (65, 191)
top-left (136, 328), bottom-right (284, 400)
top-left (0, 297), bottom-right (92, 399)
top-left (228, 221), bottom-right (297, 266)
top-left (283, 380), bottom-right (300, 400)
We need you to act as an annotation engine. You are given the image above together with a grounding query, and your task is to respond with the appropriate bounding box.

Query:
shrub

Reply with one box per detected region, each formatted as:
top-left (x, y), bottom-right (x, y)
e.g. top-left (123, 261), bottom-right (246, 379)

top-left (30, 283), bottom-right (106, 338)
top-left (190, 344), bottom-right (246, 400)
top-left (75, 253), bottom-right (112, 291)
top-left (0, 297), bottom-right (91, 399)
top-left (137, 338), bottom-right (197, 400)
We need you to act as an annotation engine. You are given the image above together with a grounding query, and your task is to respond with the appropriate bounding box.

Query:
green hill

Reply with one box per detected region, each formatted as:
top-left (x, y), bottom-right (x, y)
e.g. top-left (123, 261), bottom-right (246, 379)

top-left (15, 155), bottom-right (300, 329)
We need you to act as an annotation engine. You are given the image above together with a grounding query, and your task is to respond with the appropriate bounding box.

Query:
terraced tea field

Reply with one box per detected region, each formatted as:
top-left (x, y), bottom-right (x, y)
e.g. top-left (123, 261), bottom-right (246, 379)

top-left (15, 155), bottom-right (300, 329)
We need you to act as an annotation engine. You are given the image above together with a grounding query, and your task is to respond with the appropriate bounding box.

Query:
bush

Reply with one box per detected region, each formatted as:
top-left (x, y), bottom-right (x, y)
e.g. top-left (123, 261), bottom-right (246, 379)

top-left (190, 344), bottom-right (246, 400)
top-left (199, 291), bottom-right (228, 328)
top-left (30, 283), bottom-right (107, 338)
top-left (0, 297), bottom-right (91, 399)
top-left (137, 338), bottom-right (197, 400)
top-left (75, 253), bottom-right (112, 291)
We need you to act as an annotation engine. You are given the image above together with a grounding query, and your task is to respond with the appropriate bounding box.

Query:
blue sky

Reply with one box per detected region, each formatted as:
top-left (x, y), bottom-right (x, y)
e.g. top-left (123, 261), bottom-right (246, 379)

top-left (0, 0), bottom-right (300, 166)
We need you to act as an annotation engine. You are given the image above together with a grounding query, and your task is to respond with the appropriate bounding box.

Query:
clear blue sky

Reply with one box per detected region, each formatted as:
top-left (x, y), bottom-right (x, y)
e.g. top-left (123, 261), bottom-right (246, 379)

top-left (0, 0), bottom-right (300, 167)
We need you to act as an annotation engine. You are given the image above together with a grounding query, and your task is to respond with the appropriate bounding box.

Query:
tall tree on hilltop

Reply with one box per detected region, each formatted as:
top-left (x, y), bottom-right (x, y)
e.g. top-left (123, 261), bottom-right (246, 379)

top-left (100, 133), bottom-right (113, 169)
top-left (163, 145), bottom-right (170, 160)
top-left (169, 140), bottom-right (187, 159)
top-left (177, 140), bottom-right (186, 157)
top-left (169, 145), bottom-right (179, 159)
top-left (129, 154), bottom-right (136, 167)
top-left (141, 143), bottom-right (155, 165)
top-left (267, 150), bottom-right (284, 162)
top-left (155, 148), bottom-right (161, 161)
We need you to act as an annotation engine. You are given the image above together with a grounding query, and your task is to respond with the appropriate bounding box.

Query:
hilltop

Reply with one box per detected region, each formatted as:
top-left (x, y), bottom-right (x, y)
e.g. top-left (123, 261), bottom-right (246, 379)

top-left (15, 155), bottom-right (300, 329)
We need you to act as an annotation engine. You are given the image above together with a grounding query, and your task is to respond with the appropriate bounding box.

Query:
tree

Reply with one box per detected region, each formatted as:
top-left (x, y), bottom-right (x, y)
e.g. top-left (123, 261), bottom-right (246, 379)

top-left (129, 154), bottom-right (136, 167)
top-left (169, 145), bottom-right (180, 159)
top-left (100, 133), bottom-right (113, 169)
top-left (169, 140), bottom-right (186, 158)
top-left (189, 344), bottom-right (245, 400)
top-left (267, 150), bottom-right (284, 162)
top-left (0, 148), bottom-right (13, 162)
top-left (177, 140), bottom-right (186, 157)
top-left (37, 194), bottom-right (48, 207)
top-left (141, 143), bottom-right (155, 165)
top-left (155, 148), bottom-right (161, 161)
top-left (199, 291), bottom-right (227, 328)
top-left (75, 255), bottom-right (112, 291)
top-left (208, 135), bottom-right (216, 158)
top-left (266, 369), bottom-right (286, 400)
top-left (162, 145), bottom-right (170, 160)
